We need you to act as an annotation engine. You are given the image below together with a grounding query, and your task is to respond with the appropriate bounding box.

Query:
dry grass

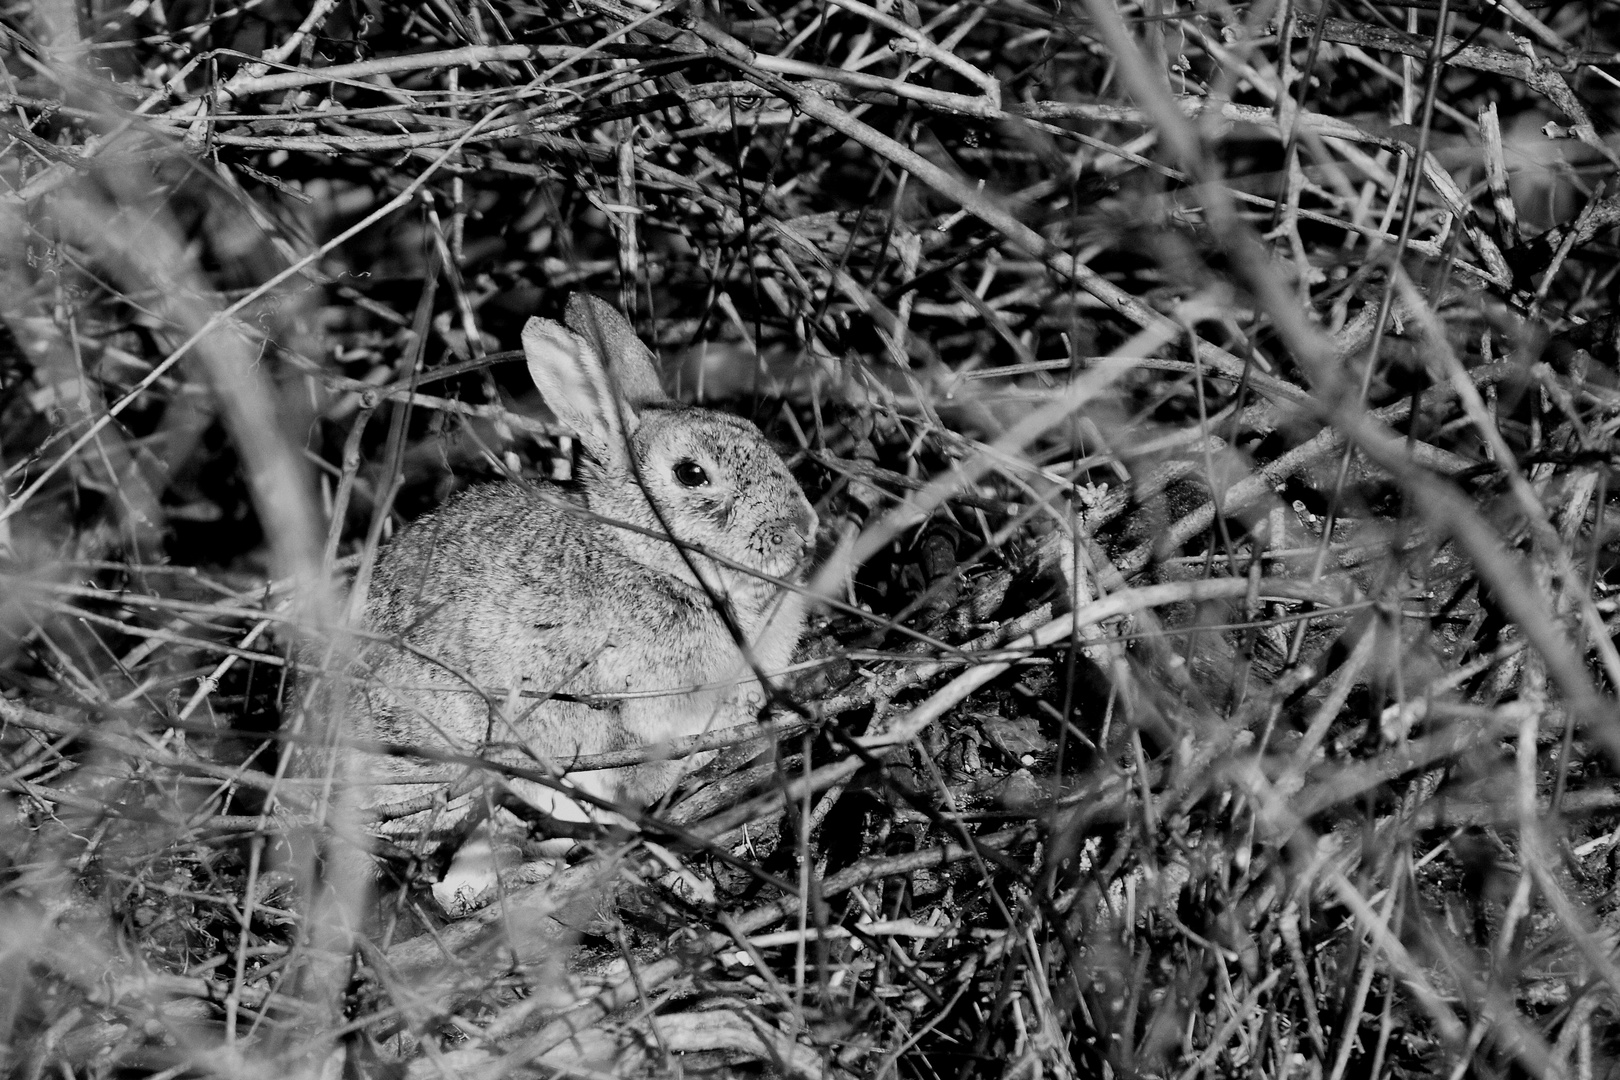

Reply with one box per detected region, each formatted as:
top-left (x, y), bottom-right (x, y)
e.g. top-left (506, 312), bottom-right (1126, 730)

top-left (3, 0), bottom-right (1620, 1075)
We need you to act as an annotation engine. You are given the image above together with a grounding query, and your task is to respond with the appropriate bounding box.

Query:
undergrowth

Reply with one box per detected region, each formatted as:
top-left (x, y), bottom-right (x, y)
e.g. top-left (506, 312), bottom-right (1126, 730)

top-left (2, 0), bottom-right (1620, 1075)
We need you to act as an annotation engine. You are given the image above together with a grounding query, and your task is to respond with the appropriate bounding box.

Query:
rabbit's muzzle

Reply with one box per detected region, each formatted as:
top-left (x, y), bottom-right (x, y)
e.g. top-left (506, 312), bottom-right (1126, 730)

top-left (762, 501), bottom-right (818, 565)
top-left (792, 501), bottom-right (817, 548)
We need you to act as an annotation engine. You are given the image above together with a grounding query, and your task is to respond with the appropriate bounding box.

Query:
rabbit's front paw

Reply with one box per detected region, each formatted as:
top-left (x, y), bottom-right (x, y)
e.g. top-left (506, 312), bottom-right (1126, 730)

top-left (430, 817), bottom-right (570, 915)
top-left (432, 830), bottom-right (503, 917)
top-left (432, 875), bottom-right (494, 918)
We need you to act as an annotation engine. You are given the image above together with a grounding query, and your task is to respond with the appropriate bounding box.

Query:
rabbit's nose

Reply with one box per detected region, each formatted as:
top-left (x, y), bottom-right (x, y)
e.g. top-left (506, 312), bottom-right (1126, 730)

top-left (793, 503), bottom-right (818, 546)
top-left (767, 505), bottom-right (816, 554)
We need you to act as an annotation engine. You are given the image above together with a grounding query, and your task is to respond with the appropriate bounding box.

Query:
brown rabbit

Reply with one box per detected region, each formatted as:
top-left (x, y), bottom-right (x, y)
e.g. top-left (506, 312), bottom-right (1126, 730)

top-left (349, 295), bottom-right (816, 911)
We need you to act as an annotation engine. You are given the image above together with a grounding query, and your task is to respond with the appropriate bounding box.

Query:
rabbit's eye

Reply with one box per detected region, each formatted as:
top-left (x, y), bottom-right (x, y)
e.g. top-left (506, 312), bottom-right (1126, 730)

top-left (674, 460), bottom-right (710, 488)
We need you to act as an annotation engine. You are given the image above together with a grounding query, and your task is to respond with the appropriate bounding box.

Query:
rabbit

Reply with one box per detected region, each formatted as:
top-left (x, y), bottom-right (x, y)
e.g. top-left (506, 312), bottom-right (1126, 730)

top-left (344, 294), bottom-right (817, 912)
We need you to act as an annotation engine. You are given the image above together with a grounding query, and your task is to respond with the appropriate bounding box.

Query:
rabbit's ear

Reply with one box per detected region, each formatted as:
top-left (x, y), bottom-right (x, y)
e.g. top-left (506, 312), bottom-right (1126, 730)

top-left (564, 294), bottom-right (668, 406)
top-left (522, 317), bottom-right (636, 470)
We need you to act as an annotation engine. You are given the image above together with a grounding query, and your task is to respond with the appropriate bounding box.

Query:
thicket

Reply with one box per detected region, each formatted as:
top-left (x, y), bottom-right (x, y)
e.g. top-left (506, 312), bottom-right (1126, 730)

top-left (2, 0), bottom-right (1619, 1075)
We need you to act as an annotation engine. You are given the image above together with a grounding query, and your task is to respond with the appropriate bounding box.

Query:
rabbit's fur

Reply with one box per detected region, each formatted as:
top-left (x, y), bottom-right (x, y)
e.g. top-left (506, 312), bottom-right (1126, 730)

top-left (348, 295), bottom-right (816, 907)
